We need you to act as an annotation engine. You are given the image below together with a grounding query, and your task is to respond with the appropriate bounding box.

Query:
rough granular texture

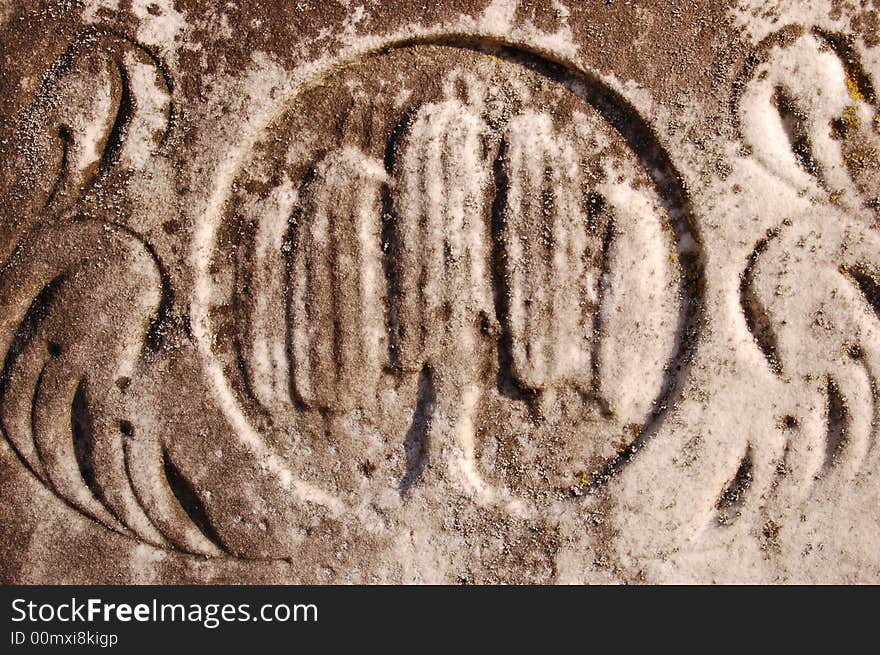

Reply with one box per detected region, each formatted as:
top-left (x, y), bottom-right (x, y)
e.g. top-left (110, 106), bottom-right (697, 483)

top-left (0, 0), bottom-right (878, 583)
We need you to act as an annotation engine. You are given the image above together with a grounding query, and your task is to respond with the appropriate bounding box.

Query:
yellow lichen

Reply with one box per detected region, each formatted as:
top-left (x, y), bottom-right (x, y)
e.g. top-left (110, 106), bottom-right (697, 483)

top-left (843, 144), bottom-right (878, 173)
top-left (832, 105), bottom-right (861, 139)
top-left (846, 74), bottom-right (866, 103)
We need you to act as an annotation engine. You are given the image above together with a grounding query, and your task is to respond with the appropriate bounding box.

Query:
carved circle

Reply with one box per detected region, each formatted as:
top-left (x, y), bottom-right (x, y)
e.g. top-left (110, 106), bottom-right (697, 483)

top-left (198, 36), bottom-right (703, 506)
